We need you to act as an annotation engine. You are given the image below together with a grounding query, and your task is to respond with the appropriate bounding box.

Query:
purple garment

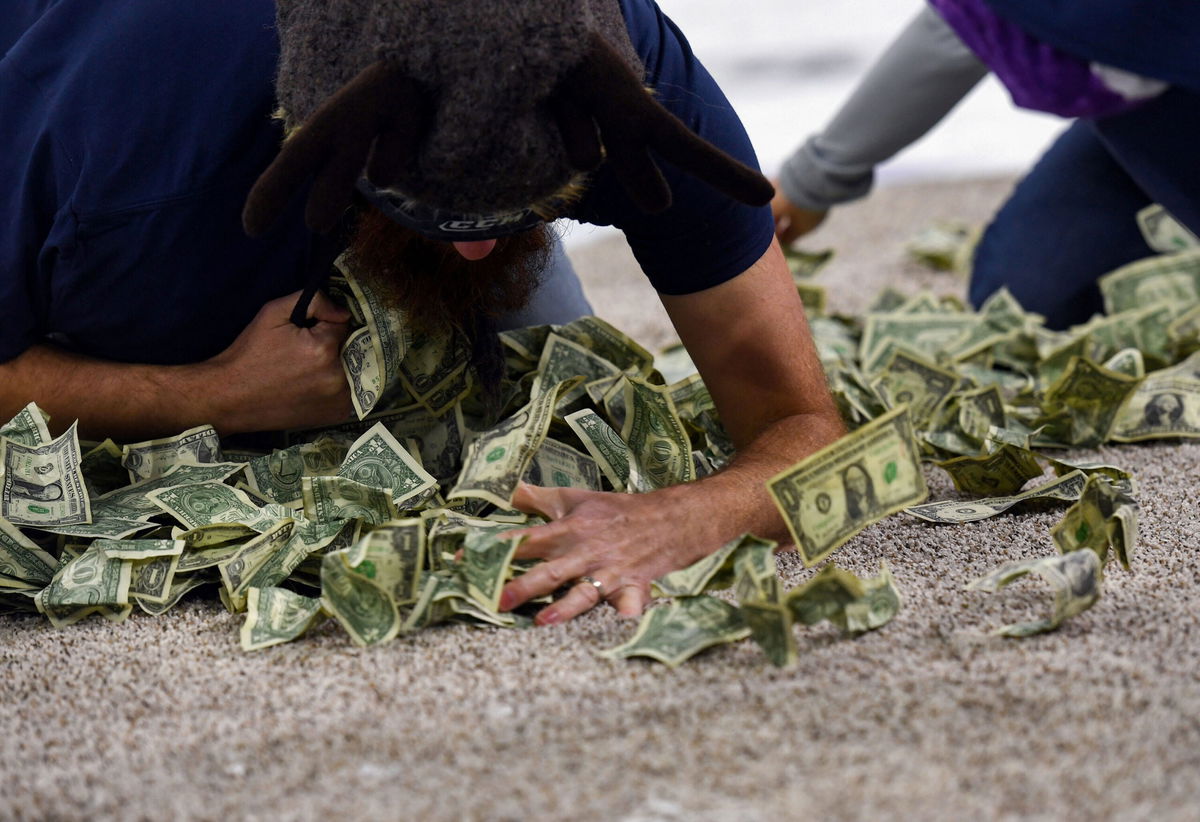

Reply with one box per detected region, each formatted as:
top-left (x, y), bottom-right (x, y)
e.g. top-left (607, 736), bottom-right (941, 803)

top-left (928, 0), bottom-right (1150, 118)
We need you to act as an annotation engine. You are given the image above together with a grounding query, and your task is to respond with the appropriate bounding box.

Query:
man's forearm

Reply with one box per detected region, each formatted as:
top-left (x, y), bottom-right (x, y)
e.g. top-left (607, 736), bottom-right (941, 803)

top-left (659, 409), bottom-right (844, 548)
top-left (0, 344), bottom-right (223, 440)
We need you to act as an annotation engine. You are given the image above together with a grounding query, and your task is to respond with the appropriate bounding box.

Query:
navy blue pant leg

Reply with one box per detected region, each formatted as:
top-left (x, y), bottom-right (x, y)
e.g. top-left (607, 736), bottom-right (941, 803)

top-left (969, 120), bottom-right (1153, 329)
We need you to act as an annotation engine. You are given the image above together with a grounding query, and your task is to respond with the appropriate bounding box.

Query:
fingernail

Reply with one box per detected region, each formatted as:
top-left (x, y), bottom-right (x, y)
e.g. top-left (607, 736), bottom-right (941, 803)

top-left (537, 611), bottom-right (562, 626)
top-left (498, 591), bottom-right (514, 611)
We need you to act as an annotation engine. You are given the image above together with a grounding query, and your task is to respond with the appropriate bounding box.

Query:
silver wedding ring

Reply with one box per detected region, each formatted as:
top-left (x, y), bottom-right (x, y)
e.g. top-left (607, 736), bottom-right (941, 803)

top-left (578, 575), bottom-right (606, 599)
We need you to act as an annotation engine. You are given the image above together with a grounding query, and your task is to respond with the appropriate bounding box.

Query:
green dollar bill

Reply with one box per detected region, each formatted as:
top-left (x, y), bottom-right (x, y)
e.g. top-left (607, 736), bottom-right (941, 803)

top-left (449, 378), bottom-right (581, 508)
top-left (532, 333), bottom-right (621, 405)
top-left (35, 545), bottom-right (132, 628)
top-left (554, 316), bottom-right (653, 376)
top-left (905, 221), bottom-right (979, 273)
top-left (240, 586), bottom-right (325, 651)
top-left (338, 254), bottom-right (410, 401)
top-left (652, 534), bottom-right (775, 598)
top-left (936, 444), bottom-right (1043, 497)
top-left (1036, 356), bottom-right (1141, 446)
top-left (499, 324), bottom-right (553, 364)
top-left (733, 538), bottom-right (780, 604)
top-left (1, 421), bottom-right (92, 528)
top-left (906, 470), bottom-right (1088, 524)
top-left (768, 406), bottom-right (928, 567)
top-left (620, 376), bottom-right (696, 489)
top-left (1110, 351), bottom-right (1200, 441)
top-left (739, 599), bottom-right (796, 668)
top-left (337, 423), bottom-right (437, 507)
top-left (564, 408), bottom-right (646, 493)
top-left (0, 402), bottom-right (51, 447)
top-left (956, 385), bottom-right (1007, 442)
top-left (96, 539), bottom-right (184, 560)
top-left (345, 519), bottom-right (425, 606)
top-left (246, 438), bottom-right (348, 507)
top-left (462, 527), bottom-right (520, 612)
top-left (783, 247), bottom-right (834, 279)
top-left (1137, 204), bottom-right (1200, 253)
top-left (1051, 475), bottom-right (1138, 571)
top-left (859, 314), bottom-right (977, 373)
top-left (840, 562), bottom-right (903, 633)
top-left (127, 552), bottom-right (182, 605)
top-left (1167, 304), bottom-right (1200, 356)
top-left (122, 425), bottom-right (224, 483)
top-left (38, 518), bottom-right (157, 540)
top-left (1098, 248), bottom-right (1200, 315)
top-left (600, 595), bottom-right (750, 668)
top-left (785, 564), bottom-right (866, 627)
top-left (137, 574), bottom-right (211, 616)
top-left (397, 326), bottom-right (473, 416)
top-left (0, 516), bottom-right (56, 584)
top-left (302, 476), bottom-right (398, 526)
top-left (872, 349), bottom-right (959, 426)
top-left (148, 482), bottom-right (264, 531)
top-left (90, 462), bottom-right (246, 521)
top-left (342, 325), bottom-right (383, 420)
top-left (966, 550), bottom-right (1101, 637)
top-left (217, 519), bottom-right (298, 612)
top-left (522, 438), bottom-right (601, 491)
top-left (320, 549), bottom-right (401, 647)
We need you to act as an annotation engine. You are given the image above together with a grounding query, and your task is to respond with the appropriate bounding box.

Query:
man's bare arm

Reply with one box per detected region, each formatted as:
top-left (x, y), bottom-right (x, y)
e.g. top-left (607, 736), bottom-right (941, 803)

top-left (0, 291), bottom-right (353, 440)
top-left (657, 234), bottom-right (845, 542)
top-left (498, 236), bottom-right (846, 623)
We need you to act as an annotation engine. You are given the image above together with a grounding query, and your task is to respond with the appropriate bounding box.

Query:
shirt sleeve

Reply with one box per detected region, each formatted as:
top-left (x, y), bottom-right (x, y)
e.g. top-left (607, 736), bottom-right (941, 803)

top-left (573, 0), bottom-right (775, 296)
top-left (778, 5), bottom-right (987, 212)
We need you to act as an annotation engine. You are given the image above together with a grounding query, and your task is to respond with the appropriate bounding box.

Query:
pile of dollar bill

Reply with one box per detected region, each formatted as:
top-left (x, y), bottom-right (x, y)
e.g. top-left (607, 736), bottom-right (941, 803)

top-left (1, 223), bottom-right (1196, 665)
top-left (0, 252), bottom-right (740, 654)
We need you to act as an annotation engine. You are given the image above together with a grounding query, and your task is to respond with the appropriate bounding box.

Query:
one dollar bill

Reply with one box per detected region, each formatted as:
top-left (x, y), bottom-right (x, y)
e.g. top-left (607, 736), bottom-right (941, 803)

top-left (768, 406), bottom-right (927, 567)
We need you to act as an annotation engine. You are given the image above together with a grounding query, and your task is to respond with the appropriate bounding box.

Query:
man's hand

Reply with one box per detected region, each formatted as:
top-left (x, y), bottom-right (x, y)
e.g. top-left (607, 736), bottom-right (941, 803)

top-left (500, 237), bottom-right (845, 625)
top-left (204, 290), bottom-right (353, 434)
top-left (0, 290), bottom-right (354, 441)
top-left (771, 184), bottom-right (828, 246)
top-left (498, 482), bottom-right (718, 624)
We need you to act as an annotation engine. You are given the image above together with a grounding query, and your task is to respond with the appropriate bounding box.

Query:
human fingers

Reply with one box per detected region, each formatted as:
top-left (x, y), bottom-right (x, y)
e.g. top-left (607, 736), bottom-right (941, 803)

top-left (506, 518), bottom-right (576, 560)
top-left (610, 584), bottom-right (647, 618)
top-left (533, 576), bottom-right (609, 626)
top-left (777, 216), bottom-right (801, 246)
top-left (254, 291), bottom-right (307, 327)
top-left (307, 290), bottom-right (352, 324)
top-left (498, 553), bottom-right (591, 612)
top-left (308, 314), bottom-right (352, 348)
top-left (769, 180), bottom-right (790, 221)
top-left (511, 482), bottom-right (594, 521)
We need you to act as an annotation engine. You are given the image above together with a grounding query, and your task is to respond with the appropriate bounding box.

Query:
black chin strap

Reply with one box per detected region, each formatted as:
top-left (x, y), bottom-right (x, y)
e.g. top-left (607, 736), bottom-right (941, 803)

top-left (290, 224), bottom-right (346, 327)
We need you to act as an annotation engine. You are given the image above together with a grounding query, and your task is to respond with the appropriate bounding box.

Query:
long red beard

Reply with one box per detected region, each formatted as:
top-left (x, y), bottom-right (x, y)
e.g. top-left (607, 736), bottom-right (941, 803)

top-left (345, 206), bottom-right (551, 334)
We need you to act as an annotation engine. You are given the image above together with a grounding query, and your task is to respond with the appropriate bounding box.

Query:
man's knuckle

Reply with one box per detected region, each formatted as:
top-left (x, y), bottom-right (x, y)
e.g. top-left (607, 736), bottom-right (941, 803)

top-left (542, 564), bottom-right (570, 588)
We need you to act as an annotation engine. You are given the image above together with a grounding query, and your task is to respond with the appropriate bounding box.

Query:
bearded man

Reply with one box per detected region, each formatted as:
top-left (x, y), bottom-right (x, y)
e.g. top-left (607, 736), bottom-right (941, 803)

top-left (0, 0), bottom-right (844, 623)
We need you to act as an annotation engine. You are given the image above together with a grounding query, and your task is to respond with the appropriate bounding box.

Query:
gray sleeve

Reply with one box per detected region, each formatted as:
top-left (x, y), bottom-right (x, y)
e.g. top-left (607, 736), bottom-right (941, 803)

top-left (778, 5), bottom-right (988, 211)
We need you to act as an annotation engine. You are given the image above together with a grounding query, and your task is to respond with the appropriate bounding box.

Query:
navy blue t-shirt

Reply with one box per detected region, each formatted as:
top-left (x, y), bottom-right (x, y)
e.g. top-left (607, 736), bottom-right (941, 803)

top-left (0, 0), bottom-right (772, 366)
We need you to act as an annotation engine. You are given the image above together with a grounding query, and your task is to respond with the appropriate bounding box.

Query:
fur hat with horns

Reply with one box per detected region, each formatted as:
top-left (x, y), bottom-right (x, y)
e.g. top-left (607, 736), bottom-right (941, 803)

top-left (243, 0), bottom-right (774, 240)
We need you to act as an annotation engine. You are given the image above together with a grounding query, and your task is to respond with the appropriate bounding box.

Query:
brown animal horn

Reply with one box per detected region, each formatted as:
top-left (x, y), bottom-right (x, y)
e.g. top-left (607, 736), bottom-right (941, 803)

top-left (243, 61), bottom-right (427, 237)
top-left (559, 33), bottom-right (775, 214)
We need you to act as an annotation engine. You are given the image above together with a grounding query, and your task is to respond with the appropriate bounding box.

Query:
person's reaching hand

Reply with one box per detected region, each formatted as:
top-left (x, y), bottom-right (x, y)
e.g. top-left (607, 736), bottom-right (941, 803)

top-left (771, 183), bottom-right (827, 246)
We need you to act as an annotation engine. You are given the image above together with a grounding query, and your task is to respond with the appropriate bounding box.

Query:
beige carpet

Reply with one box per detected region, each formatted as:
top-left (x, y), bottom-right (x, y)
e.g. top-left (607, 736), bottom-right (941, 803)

top-left (4, 179), bottom-right (1199, 822)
